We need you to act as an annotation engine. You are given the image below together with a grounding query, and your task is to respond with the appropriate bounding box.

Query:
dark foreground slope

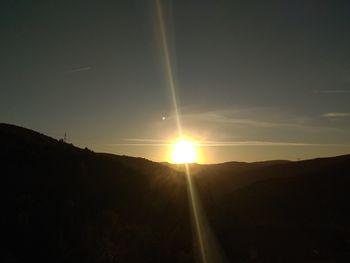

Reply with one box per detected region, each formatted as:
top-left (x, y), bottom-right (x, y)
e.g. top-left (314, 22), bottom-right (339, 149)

top-left (194, 155), bottom-right (350, 262)
top-left (0, 124), bottom-right (192, 263)
top-left (1, 123), bottom-right (350, 263)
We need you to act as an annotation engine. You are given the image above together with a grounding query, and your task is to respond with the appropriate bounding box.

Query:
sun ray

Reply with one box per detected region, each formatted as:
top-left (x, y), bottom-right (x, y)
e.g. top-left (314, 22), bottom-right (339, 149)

top-left (155, 0), bottom-right (182, 137)
top-left (155, 1), bottom-right (225, 262)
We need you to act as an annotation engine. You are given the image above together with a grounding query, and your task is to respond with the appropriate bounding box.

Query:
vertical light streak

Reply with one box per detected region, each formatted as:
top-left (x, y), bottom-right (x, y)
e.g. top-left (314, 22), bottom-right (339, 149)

top-left (155, 0), bottom-right (182, 137)
top-left (155, 1), bottom-right (224, 262)
top-left (185, 164), bottom-right (208, 263)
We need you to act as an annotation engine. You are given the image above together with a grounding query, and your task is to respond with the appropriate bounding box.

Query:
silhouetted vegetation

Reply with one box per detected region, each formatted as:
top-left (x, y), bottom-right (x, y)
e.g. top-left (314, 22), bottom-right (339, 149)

top-left (1, 123), bottom-right (350, 262)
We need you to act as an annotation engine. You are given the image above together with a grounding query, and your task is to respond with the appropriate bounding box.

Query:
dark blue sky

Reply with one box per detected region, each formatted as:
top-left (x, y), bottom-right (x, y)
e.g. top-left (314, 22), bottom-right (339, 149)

top-left (1, 0), bottom-right (350, 162)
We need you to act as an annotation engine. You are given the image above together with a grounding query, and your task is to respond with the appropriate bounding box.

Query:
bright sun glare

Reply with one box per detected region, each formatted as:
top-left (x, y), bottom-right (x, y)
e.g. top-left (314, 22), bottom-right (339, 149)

top-left (171, 140), bottom-right (198, 164)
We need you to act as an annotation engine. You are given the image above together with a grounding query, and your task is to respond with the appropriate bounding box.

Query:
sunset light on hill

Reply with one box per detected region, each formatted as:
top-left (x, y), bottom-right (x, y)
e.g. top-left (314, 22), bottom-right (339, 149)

top-left (2, 0), bottom-right (350, 262)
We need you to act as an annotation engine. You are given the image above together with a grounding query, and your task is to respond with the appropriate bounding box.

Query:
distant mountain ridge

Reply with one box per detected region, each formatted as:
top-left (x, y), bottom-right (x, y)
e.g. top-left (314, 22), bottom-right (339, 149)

top-left (1, 123), bottom-right (350, 262)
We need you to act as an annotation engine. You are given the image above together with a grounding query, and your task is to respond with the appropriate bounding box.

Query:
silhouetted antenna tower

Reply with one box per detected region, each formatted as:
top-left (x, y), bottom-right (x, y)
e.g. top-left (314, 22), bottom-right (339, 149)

top-left (63, 132), bottom-right (67, 142)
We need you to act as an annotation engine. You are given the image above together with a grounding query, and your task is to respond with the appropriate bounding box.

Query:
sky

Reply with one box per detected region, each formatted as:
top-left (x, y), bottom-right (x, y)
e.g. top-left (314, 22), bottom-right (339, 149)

top-left (1, 0), bottom-right (350, 163)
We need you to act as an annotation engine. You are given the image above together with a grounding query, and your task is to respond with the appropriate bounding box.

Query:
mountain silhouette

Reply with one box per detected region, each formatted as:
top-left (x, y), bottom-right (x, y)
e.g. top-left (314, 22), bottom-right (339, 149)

top-left (1, 123), bottom-right (350, 262)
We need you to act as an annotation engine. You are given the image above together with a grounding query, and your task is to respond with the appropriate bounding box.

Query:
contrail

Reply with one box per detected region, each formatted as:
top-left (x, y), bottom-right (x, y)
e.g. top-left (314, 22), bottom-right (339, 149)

top-left (69, 66), bottom-right (92, 73)
top-left (155, 1), bottom-right (225, 262)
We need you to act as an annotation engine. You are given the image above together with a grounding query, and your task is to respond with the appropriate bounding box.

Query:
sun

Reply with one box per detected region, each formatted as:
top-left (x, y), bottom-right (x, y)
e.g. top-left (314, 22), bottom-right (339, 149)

top-left (171, 139), bottom-right (198, 164)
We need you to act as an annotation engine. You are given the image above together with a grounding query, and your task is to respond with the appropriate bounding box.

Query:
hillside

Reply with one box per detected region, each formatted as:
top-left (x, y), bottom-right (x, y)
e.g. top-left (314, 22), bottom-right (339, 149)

top-left (1, 123), bottom-right (350, 262)
top-left (195, 155), bottom-right (350, 262)
top-left (1, 124), bottom-right (192, 263)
